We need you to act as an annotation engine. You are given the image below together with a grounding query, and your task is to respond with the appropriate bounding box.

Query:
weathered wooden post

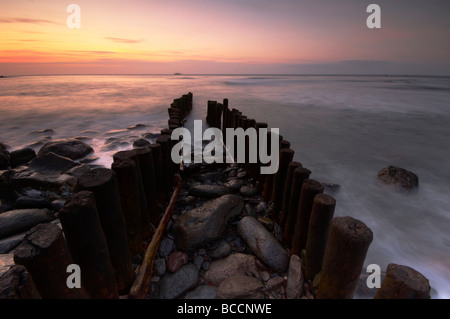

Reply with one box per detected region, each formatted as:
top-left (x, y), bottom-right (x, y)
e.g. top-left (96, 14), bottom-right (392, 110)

top-left (271, 148), bottom-right (295, 221)
top-left (113, 150), bottom-right (152, 239)
top-left (280, 161), bottom-right (303, 228)
top-left (59, 191), bottom-right (118, 299)
top-left (375, 264), bottom-right (431, 299)
top-left (262, 131), bottom-right (276, 202)
top-left (291, 179), bottom-right (324, 256)
top-left (156, 135), bottom-right (173, 200)
top-left (317, 216), bottom-right (373, 299)
top-left (14, 223), bottom-right (90, 299)
top-left (0, 265), bottom-right (41, 299)
top-left (256, 122), bottom-right (268, 193)
top-left (111, 158), bottom-right (143, 256)
top-left (283, 167), bottom-right (311, 246)
top-left (77, 168), bottom-right (134, 293)
top-left (304, 193), bottom-right (336, 281)
top-left (134, 147), bottom-right (160, 226)
top-left (149, 143), bottom-right (165, 204)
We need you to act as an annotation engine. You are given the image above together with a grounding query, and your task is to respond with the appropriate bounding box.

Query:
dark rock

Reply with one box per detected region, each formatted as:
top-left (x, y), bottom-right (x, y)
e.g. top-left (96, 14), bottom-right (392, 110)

top-left (240, 185), bottom-right (258, 197)
top-left (127, 124), bottom-right (147, 130)
top-left (377, 166), bottom-right (419, 191)
top-left (224, 179), bottom-right (244, 192)
top-left (28, 129), bottom-right (55, 136)
top-left (185, 285), bottom-right (218, 299)
top-left (38, 138), bottom-right (93, 160)
top-left (0, 233), bottom-right (26, 254)
top-left (0, 264), bottom-right (42, 299)
top-left (158, 263), bottom-right (199, 299)
top-left (30, 152), bottom-right (78, 174)
top-left (188, 184), bottom-right (232, 199)
top-left (50, 199), bottom-right (66, 212)
top-left (173, 194), bottom-right (244, 251)
top-left (154, 258), bottom-right (166, 277)
top-left (166, 251), bottom-right (189, 273)
top-left (132, 138), bottom-right (150, 148)
top-left (159, 237), bottom-right (175, 257)
top-left (237, 216), bottom-right (289, 272)
top-left (9, 148), bottom-right (36, 168)
top-left (0, 144), bottom-right (10, 170)
top-left (207, 240), bottom-right (232, 260)
top-left (0, 209), bottom-right (52, 239)
top-left (142, 132), bottom-right (160, 139)
top-left (216, 275), bottom-right (264, 299)
top-left (15, 196), bottom-right (51, 209)
top-left (267, 275), bottom-right (285, 290)
top-left (0, 199), bottom-right (15, 213)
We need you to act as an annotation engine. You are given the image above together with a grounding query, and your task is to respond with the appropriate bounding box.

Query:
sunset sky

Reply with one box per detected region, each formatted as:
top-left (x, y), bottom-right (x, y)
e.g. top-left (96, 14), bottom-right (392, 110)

top-left (1, 0), bottom-right (449, 75)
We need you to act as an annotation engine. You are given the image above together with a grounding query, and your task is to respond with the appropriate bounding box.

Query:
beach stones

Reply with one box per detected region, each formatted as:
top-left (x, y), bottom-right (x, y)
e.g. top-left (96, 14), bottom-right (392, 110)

top-left (188, 184), bottom-right (232, 199)
top-left (0, 144), bottom-right (10, 170)
top-left (158, 263), bottom-right (199, 299)
top-left (377, 166), bottom-right (419, 191)
top-left (237, 216), bottom-right (289, 272)
top-left (173, 194), bottom-right (244, 251)
top-left (10, 148), bottom-right (36, 168)
top-left (216, 275), bottom-right (264, 299)
top-left (0, 209), bottom-right (52, 239)
top-left (38, 138), bottom-right (93, 160)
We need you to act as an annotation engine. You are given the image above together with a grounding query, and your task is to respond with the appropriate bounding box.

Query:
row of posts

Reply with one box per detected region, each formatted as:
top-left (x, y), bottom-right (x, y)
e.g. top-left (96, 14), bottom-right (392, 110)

top-left (5, 93), bottom-right (193, 299)
top-left (206, 98), bottom-right (431, 299)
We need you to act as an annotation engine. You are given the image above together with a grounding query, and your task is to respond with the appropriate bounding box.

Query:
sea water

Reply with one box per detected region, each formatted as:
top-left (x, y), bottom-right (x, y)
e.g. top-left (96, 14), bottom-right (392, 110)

top-left (1, 74), bottom-right (449, 298)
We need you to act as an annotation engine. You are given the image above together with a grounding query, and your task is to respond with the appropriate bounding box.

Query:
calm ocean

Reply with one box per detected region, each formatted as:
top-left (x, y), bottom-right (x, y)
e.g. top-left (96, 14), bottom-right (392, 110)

top-left (1, 74), bottom-right (449, 298)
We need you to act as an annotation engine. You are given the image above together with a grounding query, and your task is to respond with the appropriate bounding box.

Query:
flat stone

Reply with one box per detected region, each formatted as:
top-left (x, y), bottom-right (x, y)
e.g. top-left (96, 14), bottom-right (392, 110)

top-left (158, 263), bottom-right (199, 299)
top-left (188, 184), bottom-right (232, 199)
top-left (0, 209), bottom-right (52, 239)
top-left (185, 285), bottom-right (218, 299)
top-left (173, 194), bottom-right (244, 251)
top-left (237, 216), bottom-right (289, 273)
top-left (216, 275), bottom-right (264, 299)
top-left (203, 253), bottom-right (260, 286)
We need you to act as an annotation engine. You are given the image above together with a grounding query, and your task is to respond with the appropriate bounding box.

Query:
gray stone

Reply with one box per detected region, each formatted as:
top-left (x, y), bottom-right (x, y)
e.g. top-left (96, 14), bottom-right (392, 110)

top-left (154, 258), bottom-right (166, 277)
top-left (267, 275), bottom-right (285, 290)
top-left (237, 216), bottom-right (289, 272)
top-left (158, 263), bottom-right (199, 299)
top-left (173, 194), bottom-right (244, 251)
top-left (15, 196), bottom-right (51, 209)
top-left (159, 237), bottom-right (174, 257)
top-left (224, 179), bottom-right (244, 192)
top-left (255, 202), bottom-right (267, 215)
top-left (185, 285), bottom-right (218, 299)
top-left (193, 255), bottom-right (204, 270)
top-left (0, 233), bottom-right (26, 254)
top-left (216, 275), bottom-right (264, 299)
top-left (188, 184), bottom-right (232, 199)
top-left (0, 209), bottom-right (52, 239)
top-left (203, 253), bottom-right (260, 286)
top-left (377, 166), bottom-right (419, 192)
top-left (38, 138), bottom-right (93, 160)
top-left (244, 203), bottom-right (257, 218)
top-left (286, 255), bottom-right (303, 299)
top-left (240, 185), bottom-right (258, 197)
top-left (207, 240), bottom-right (232, 260)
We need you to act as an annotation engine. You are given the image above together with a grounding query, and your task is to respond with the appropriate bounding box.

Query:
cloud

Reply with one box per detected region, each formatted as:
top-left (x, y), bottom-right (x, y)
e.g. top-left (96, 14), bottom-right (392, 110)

top-left (105, 37), bottom-right (144, 44)
top-left (0, 17), bottom-right (59, 25)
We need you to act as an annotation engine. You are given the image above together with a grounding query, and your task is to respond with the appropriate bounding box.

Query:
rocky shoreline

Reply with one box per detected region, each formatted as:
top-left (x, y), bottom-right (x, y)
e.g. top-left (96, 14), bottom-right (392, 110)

top-left (0, 93), bottom-right (431, 299)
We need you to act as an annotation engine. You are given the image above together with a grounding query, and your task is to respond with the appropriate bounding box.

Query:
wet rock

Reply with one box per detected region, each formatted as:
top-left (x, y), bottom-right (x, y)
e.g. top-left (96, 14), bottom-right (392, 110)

top-left (127, 124), bottom-right (147, 130)
top-left (166, 251), bottom-right (189, 273)
top-left (0, 145), bottom-right (10, 170)
top-left (286, 255), bottom-right (303, 299)
top-left (240, 185), bottom-right (258, 197)
top-left (0, 199), bottom-right (15, 214)
top-left (132, 138), bottom-right (150, 148)
top-left (28, 129), bottom-right (55, 136)
top-left (377, 166), bottom-right (419, 192)
top-left (203, 253), bottom-right (260, 286)
top-left (9, 148), bottom-right (36, 168)
top-left (0, 233), bottom-right (26, 254)
top-left (159, 237), bottom-right (174, 257)
top-left (237, 216), bottom-right (289, 272)
top-left (142, 132), bottom-right (160, 139)
top-left (15, 196), bottom-right (51, 209)
top-left (173, 194), bottom-right (244, 251)
top-left (0, 209), bottom-right (52, 239)
top-left (188, 185), bottom-right (232, 199)
top-left (185, 285), bottom-right (218, 299)
top-left (38, 138), bottom-right (93, 160)
top-left (207, 240), bottom-right (232, 260)
top-left (158, 263), bottom-right (199, 299)
top-left (216, 275), bottom-right (264, 299)
top-left (224, 179), bottom-right (244, 192)
top-left (154, 258), bottom-right (166, 277)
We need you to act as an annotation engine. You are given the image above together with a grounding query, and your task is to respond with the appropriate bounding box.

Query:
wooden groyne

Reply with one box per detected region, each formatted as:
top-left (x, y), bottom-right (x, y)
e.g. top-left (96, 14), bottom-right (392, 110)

top-left (1, 92), bottom-right (432, 300)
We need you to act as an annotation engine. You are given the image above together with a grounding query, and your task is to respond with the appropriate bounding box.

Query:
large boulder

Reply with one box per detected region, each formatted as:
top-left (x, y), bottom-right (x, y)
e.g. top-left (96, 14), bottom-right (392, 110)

top-left (377, 166), bottom-right (419, 192)
top-left (202, 253), bottom-right (261, 286)
top-left (38, 138), bottom-right (93, 160)
top-left (216, 275), bottom-right (264, 299)
top-left (9, 148), bottom-right (36, 168)
top-left (0, 209), bottom-right (52, 239)
top-left (237, 216), bottom-right (289, 272)
top-left (173, 194), bottom-right (244, 251)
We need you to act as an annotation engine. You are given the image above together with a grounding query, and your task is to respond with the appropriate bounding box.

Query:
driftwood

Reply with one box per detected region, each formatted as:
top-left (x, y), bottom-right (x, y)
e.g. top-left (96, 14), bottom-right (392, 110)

top-left (128, 174), bottom-right (183, 299)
